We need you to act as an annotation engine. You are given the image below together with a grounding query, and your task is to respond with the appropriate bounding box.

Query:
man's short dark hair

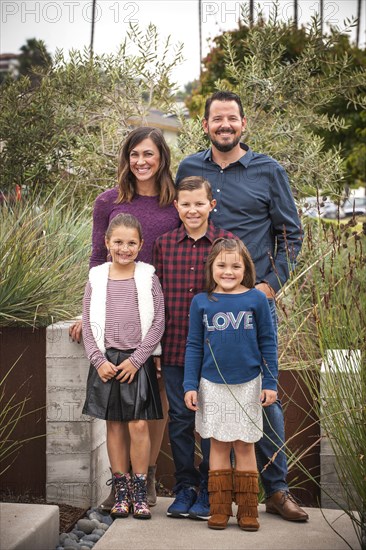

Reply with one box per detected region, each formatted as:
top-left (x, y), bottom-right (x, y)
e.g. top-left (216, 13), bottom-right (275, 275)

top-left (204, 91), bottom-right (245, 120)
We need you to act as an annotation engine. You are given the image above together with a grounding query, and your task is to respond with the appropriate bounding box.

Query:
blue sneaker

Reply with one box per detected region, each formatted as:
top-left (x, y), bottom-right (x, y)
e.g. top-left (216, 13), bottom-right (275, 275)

top-left (188, 486), bottom-right (210, 520)
top-left (167, 487), bottom-right (197, 518)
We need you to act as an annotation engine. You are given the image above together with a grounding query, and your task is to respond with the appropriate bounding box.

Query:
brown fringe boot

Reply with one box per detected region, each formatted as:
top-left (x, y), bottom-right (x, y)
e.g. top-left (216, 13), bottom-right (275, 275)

top-left (207, 469), bottom-right (233, 530)
top-left (234, 470), bottom-right (260, 531)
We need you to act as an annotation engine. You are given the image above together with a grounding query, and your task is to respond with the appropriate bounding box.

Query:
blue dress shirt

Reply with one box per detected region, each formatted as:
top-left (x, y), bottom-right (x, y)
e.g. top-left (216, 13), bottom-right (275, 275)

top-left (176, 144), bottom-right (302, 292)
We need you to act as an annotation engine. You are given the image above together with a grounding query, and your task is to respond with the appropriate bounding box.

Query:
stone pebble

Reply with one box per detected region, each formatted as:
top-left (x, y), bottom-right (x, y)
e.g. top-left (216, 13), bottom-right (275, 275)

top-left (72, 529), bottom-right (87, 539)
top-left (92, 529), bottom-right (105, 537)
top-left (89, 511), bottom-right (103, 522)
top-left (82, 533), bottom-right (101, 542)
top-left (56, 508), bottom-right (112, 550)
top-left (63, 538), bottom-right (79, 548)
top-left (67, 533), bottom-right (79, 542)
top-left (76, 519), bottom-right (95, 534)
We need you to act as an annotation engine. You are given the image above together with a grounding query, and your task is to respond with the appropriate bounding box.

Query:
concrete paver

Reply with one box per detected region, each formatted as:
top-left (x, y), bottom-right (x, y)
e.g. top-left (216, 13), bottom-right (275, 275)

top-left (0, 502), bottom-right (59, 550)
top-left (94, 498), bottom-right (360, 550)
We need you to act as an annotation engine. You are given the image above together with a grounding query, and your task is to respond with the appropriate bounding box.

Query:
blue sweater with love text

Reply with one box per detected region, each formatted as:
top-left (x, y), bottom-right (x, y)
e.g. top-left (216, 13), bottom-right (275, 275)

top-left (183, 289), bottom-right (278, 393)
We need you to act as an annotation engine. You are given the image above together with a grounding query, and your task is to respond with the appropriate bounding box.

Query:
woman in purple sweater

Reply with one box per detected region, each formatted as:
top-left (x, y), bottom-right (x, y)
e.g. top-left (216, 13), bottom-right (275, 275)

top-left (70, 127), bottom-right (180, 509)
top-left (90, 127), bottom-right (179, 267)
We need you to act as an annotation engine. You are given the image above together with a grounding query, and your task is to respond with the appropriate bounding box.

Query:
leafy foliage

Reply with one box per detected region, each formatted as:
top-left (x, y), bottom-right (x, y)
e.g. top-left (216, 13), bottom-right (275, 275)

top-left (17, 38), bottom-right (52, 87)
top-left (277, 214), bottom-right (366, 546)
top-left (0, 24), bottom-right (183, 199)
top-left (185, 10), bottom-right (366, 187)
top-left (0, 189), bottom-right (91, 327)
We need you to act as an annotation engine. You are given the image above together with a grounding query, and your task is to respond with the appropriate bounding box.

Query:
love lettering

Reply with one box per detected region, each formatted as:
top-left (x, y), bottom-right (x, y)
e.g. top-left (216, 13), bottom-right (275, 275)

top-left (203, 311), bottom-right (254, 331)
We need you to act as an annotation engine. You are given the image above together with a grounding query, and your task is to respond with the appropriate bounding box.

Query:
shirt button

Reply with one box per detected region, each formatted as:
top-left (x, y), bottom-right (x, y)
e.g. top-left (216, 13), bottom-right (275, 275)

top-left (190, 267), bottom-right (194, 271)
top-left (217, 189), bottom-right (220, 192)
top-left (214, 208), bottom-right (217, 212)
top-left (220, 170), bottom-right (223, 173)
top-left (189, 288), bottom-right (193, 292)
top-left (192, 244), bottom-right (196, 248)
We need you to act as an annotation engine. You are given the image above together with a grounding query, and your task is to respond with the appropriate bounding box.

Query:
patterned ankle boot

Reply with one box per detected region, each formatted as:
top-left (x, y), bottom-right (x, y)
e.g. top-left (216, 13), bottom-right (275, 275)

top-left (131, 473), bottom-right (151, 519)
top-left (110, 472), bottom-right (131, 519)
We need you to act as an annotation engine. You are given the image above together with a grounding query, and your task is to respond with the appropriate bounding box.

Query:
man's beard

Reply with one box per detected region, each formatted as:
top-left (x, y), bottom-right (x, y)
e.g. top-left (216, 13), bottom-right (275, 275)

top-left (209, 132), bottom-right (241, 153)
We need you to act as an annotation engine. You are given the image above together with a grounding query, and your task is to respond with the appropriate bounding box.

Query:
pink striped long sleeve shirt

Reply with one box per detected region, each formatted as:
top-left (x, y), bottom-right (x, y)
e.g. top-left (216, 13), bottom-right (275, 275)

top-left (82, 275), bottom-right (165, 369)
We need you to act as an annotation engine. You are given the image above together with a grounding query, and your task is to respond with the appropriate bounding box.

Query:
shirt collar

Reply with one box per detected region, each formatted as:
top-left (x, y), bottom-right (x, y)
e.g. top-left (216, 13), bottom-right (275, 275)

top-left (204, 142), bottom-right (252, 168)
top-left (176, 221), bottom-right (217, 244)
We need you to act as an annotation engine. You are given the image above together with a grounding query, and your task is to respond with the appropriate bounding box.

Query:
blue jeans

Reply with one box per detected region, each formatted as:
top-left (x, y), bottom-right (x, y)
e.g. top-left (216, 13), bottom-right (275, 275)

top-left (255, 298), bottom-right (288, 497)
top-left (162, 364), bottom-right (210, 494)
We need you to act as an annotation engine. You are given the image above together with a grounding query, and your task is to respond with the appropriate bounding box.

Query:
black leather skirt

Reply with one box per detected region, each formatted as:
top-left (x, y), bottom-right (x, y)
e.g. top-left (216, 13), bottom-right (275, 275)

top-left (82, 348), bottom-right (163, 422)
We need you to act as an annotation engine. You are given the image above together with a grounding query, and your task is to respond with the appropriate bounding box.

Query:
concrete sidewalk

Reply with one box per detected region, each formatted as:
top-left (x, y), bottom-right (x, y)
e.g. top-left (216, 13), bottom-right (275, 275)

top-left (94, 498), bottom-right (360, 550)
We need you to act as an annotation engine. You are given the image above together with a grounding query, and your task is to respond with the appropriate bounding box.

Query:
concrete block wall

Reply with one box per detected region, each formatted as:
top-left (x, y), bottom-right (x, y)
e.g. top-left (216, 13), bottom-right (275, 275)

top-left (320, 430), bottom-right (348, 509)
top-left (46, 321), bottom-right (110, 508)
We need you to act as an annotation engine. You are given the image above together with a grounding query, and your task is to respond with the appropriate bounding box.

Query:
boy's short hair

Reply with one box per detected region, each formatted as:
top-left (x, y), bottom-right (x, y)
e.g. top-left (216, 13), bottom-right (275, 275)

top-left (176, 176), bottom-right (213, 202)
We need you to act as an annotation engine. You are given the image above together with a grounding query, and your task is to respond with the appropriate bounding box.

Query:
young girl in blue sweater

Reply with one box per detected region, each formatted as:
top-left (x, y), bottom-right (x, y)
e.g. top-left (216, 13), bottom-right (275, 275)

top-left (184, 238), bottom-right (278, 532)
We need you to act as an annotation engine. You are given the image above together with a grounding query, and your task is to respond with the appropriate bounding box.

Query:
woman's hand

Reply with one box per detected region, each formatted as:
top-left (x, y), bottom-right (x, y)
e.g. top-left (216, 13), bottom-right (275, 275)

top-left (153, 356), bottom-right (162, 379)
top-left (97, 361), bottom-right (118, 383)
top-left (184, 391), bottom-right (198, 411)
top-left (260, 389), bottom-right (277, 407)
top-left (116, 358), bottom-right (137, 384)
top-left (69, 319), bottom-right (83, 343)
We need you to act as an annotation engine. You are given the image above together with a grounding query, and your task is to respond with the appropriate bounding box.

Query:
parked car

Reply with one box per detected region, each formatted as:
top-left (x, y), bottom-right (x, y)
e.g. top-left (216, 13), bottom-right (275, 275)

top-left (342, 197), bottom-right (366, 217)
top-left (300, 197), bottom-right (345, 219)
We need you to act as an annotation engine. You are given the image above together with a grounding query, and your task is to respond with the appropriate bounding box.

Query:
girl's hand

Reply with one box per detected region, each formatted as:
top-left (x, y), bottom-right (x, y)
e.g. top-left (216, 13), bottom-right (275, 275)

top-left (153, 356), bottom-right (162, 379)
top-left (184, 391), bottom-right (198, 411)
top-left (260, 389), bottom-right (277, 407)
top-left (116, 358), bottom-right (137, 384)
top-left (97, 361), bottom-right (118, 383)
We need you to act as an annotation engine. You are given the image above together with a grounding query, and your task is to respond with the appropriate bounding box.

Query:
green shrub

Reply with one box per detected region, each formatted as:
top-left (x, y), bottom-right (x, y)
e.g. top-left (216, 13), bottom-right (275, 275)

top-left (0, 190), bottom-right (91, 327)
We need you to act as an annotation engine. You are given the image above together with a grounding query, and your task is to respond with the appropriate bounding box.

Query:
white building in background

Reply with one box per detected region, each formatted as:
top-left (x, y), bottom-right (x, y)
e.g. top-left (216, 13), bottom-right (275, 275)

top-left (0, 53), bottom-right (19, 79)
top-left (129, 105), bottom-right (189, 145)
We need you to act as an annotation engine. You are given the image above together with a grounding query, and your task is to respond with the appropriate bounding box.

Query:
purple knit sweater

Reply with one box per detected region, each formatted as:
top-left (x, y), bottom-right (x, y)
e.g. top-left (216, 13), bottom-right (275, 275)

top-left (90, 187), bottom-right (180, 268)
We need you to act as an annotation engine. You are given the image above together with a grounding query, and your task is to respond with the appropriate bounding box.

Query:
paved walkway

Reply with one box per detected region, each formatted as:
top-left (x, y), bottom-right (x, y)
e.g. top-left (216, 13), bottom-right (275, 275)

top-left (94, 499), bottom-right (360, 550)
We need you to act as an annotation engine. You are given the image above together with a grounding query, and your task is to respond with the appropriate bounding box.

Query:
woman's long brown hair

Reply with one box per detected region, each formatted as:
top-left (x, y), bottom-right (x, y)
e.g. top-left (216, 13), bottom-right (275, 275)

top-left (116, 127), bottom-right (175, 207)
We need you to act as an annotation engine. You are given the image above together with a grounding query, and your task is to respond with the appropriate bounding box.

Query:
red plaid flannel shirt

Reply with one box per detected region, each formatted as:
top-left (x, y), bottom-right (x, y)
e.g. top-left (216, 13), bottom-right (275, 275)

top-left (153, 222), bottom-right (236, 367)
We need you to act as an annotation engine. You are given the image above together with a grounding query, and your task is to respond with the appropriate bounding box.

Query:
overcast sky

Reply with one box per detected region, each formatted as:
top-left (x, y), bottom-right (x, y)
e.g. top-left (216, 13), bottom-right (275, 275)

top-left (1, 1), bottom-right (364, 88)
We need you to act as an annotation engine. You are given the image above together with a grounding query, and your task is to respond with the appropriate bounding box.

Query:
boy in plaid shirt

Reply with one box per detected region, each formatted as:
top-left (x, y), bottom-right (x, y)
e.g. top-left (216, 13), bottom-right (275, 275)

top-left (153, 176), bottom-right (235, 519)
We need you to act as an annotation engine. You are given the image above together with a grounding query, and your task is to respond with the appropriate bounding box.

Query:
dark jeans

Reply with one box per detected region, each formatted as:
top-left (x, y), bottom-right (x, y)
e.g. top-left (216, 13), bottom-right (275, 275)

top-left (162, 364), bottom-right (210, 494)
top-left (255, 298), bottom-right (288, 497)
top-left (163, 298), bottom-right (288, 498)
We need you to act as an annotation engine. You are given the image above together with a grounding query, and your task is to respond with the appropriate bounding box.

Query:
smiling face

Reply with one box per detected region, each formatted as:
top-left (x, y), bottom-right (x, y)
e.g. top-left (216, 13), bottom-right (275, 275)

top-left (105, 225), bottom-right (143, 268)
top-left (212, 250), bottom-right (245, 293)
top-left (202, 100), bottom-right (246, 153)
top-left (129, 137), bottom-right (161, 190)
top-left (174, 187), bottom-right (216, 238)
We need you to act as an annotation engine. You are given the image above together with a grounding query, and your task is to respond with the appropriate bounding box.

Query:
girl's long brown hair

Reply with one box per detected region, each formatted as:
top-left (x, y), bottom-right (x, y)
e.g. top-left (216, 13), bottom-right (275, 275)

top-left (206, 238), bottom-right (256, 297)
top-left (116, 127), bottom-right (175, 207)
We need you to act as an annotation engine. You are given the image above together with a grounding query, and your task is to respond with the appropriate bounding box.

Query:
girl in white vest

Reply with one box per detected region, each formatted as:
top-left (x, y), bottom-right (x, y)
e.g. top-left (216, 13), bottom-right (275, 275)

top-left (82, 213), bottom-right (165, 520)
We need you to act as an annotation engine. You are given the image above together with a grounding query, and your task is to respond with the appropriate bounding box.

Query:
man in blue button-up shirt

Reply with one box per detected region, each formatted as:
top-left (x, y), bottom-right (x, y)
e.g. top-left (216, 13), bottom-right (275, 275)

top-left (176, 91), bottom-right (308, 522)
